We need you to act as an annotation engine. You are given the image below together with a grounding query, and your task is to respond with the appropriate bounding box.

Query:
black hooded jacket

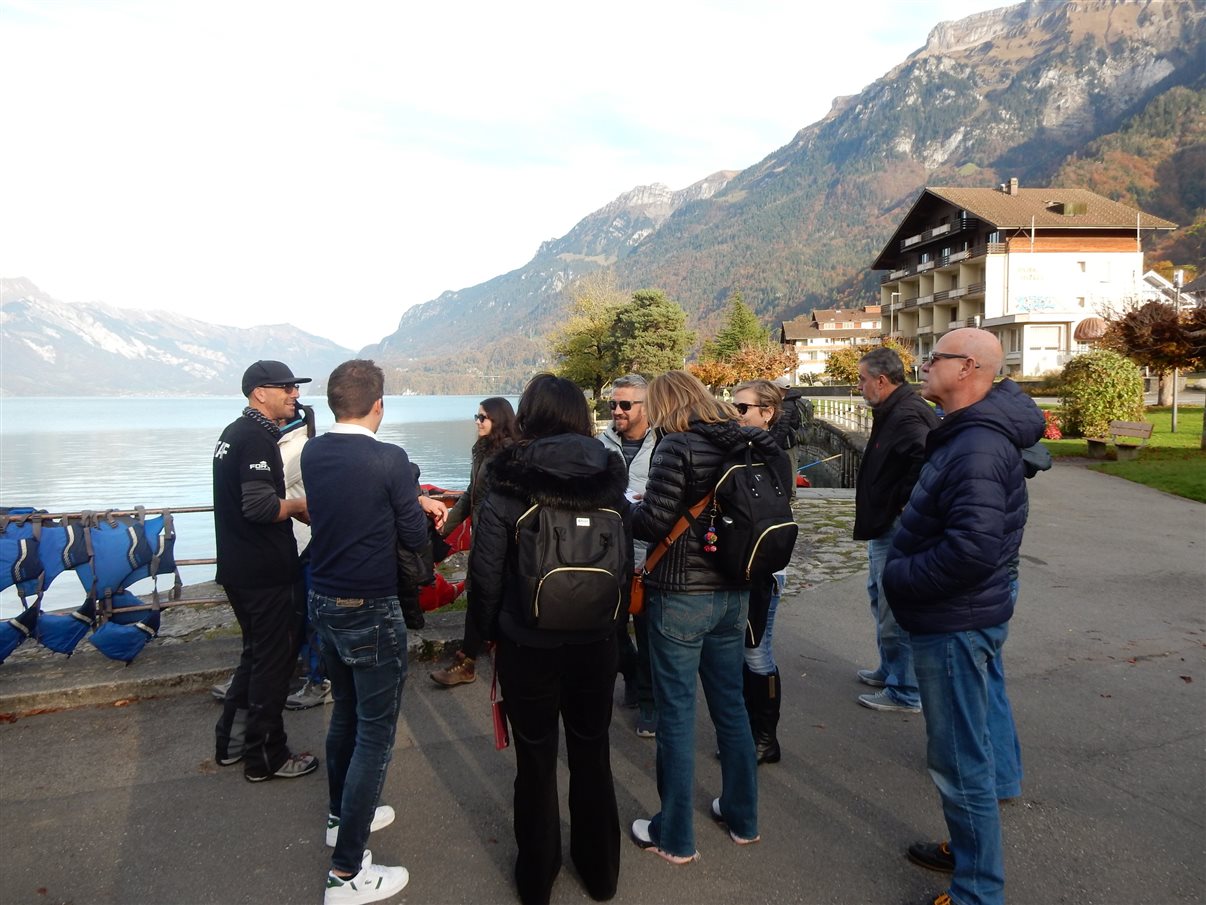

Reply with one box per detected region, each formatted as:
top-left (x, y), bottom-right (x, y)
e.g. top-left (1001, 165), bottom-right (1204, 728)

top-left (632, 420), bottom-right (792, 593)
top-left (468, 434), bottom-right (632, 648)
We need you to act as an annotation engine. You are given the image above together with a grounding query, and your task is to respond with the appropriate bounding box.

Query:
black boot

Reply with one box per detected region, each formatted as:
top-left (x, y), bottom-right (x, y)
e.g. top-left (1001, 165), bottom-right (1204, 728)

top-left (743, 666), bottom-right (782, 765)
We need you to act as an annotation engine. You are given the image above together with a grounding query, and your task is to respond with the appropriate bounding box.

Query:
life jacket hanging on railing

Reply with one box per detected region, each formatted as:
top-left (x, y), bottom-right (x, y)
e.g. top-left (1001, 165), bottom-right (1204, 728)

top-left (91, 589), bottom-right (160, 664)
top-left (74, 507), bottom-right (154, 610)
top-left (119, 509), bottom-right (182, 606)
top-left (0, 606), bottom-right (40, 664)
top-left (0, 508), bottom-right (47, 604)
top-left (30, 512), bottom-right (96, 656)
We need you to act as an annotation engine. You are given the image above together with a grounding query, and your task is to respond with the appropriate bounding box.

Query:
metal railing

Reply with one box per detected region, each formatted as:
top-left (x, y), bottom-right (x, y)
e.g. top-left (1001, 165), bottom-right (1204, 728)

top-left (813, 398), bottom-right (872, 435)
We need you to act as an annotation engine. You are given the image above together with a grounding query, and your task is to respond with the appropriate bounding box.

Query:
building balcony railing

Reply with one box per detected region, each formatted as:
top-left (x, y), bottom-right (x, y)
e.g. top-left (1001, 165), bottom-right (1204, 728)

top-left (881, 242), bottom-right (1005, 283)
top-left (898, 217), bottom-right (981, 253)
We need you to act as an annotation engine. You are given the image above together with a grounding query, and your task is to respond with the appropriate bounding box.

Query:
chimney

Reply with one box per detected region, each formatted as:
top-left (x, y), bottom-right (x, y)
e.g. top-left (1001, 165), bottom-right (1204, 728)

top-left (1008, 177), bottom-right (1019, 196)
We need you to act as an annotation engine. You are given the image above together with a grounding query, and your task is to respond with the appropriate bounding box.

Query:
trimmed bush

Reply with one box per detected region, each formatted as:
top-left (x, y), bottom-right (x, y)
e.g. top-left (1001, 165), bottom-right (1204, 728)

top-left (1059, 350), bottom-right (1145, 438)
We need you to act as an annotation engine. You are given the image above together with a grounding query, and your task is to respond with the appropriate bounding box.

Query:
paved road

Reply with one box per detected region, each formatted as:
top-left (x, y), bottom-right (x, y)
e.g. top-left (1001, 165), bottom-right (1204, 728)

top-left (1, 464), bottom-right (1202, 905)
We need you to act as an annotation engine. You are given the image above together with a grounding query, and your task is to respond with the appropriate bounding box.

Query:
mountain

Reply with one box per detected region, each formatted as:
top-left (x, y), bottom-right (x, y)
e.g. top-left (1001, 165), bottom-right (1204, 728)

top-left (367, 173), bottom-right (736, 394)
top-left (0, 278), bottom-right (352, 396)
top-left (369, 0), bottom-right (1206, 392)
top-left (1052, 80), bottom-right (1206, 271)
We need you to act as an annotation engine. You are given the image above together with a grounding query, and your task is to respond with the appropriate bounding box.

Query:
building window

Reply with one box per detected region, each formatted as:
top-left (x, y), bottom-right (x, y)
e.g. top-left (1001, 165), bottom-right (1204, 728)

top-left (1077, 297), bottom-right (1086, 308)
top-left (1078, 261), bottom-right (1086, 273)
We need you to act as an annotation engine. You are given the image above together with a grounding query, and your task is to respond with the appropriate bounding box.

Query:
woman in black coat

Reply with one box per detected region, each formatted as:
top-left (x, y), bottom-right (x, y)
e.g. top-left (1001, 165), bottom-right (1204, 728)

top-left (469, 374), bottom-right (631, 905)
top-left (430, 396), bottom-right (519, 687)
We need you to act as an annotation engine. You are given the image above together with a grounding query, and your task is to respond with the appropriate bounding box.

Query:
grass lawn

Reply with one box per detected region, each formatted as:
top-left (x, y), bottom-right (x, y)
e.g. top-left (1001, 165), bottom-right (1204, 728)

top-left (1041, 406), bottom-right (1206, 502)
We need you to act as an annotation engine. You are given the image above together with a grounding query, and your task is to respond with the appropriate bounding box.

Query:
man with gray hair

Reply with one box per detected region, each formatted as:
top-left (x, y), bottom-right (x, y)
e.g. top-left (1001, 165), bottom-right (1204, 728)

top-left (852, 347), bottom-right (937, 713)
top-left (598, 373), bottom-right (658, 737)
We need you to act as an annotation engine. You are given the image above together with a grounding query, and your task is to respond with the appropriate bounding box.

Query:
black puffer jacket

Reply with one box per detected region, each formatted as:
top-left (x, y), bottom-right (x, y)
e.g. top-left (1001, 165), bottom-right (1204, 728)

top-left (883, 379), bottom-right (1045, 634)
top-left (468, 434), bottom-right (631, 648)
top-left (633, 420), bottom-right (792, 593)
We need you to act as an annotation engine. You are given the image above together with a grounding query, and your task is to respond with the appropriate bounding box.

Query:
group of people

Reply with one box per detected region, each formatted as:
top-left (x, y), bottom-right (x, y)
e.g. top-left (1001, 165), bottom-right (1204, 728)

top-left (212, 326), bottom-right (1044, 905)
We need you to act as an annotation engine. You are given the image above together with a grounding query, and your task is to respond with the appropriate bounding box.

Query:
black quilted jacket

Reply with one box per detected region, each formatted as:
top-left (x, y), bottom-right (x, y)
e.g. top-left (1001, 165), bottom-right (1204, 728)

top-left (468, 434), bottom-right (631, 648)
top-left (632, 420), bottom-right (791, 593)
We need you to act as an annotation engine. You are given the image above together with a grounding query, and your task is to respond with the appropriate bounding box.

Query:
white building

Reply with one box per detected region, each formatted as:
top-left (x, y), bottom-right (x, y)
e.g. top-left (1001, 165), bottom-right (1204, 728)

top-left (779, 306), bottom-right (881, 381)
top-left (873, 180), bottom-right (1176, 377)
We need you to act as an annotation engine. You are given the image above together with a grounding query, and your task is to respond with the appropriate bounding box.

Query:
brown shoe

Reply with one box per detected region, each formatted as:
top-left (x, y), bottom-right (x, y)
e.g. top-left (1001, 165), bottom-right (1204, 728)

top-left (430, 651), bottom-right (476, 687)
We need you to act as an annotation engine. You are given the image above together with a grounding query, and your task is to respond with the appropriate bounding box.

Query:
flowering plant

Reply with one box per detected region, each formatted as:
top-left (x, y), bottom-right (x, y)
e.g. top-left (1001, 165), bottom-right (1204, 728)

top-left (1043, 410), bottom-right (1062, 440)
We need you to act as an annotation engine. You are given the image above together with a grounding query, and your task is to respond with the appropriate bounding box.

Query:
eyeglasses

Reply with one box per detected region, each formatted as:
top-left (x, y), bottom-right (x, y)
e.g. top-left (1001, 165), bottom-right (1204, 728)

top-left (262, 383), bottom-right (301, 392)
top-left (609, 400), bottom-right (643, 412)
top-left (922, 353), bottom-right (980, 368)
top-left (473, 413), bottom-right (490, 423)
top-left (734, 403), bottom-right (762, 415)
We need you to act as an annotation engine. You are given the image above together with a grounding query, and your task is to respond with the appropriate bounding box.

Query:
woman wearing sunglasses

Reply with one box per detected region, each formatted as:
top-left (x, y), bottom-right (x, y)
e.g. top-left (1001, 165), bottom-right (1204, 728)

top-left (429, 397), bottom-right (520, 687)
top-left (730, 379), bottom-right (789, 766)
top-left (629, 370), bottom-right (788, 864)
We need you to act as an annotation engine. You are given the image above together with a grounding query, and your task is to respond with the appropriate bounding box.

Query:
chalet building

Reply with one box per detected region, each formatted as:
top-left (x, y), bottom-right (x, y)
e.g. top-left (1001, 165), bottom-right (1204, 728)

top-left (779, 306), bottom-right (881, 380)
top-left (873, 179), bottom-right (1175, 376)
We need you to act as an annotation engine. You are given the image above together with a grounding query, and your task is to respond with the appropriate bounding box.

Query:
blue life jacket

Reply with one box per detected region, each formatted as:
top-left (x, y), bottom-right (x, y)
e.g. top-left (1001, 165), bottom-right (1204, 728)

top-left (36, 597), bottom-right (97, 656)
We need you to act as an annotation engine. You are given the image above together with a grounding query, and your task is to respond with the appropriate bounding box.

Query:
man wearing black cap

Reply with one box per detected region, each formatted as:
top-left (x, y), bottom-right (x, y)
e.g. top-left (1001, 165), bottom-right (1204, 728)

top-left (213, 359), bottom-right (319, 781)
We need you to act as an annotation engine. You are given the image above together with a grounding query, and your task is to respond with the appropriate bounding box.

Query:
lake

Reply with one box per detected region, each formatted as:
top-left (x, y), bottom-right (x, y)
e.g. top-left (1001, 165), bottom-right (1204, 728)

top-left (0, 395), bottom-right (507, 617)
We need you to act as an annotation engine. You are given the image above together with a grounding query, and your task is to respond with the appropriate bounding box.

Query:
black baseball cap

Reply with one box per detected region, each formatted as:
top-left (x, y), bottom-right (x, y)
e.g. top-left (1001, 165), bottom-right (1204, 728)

top-left (241, 360), bottom-right (312, 396)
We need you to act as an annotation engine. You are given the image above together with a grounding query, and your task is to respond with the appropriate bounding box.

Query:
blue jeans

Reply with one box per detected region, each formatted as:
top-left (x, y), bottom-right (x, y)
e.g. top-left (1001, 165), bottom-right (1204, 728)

top-left (646, 588), bottom-right (758, 857)
top-left (913, 622), bottom-right (1018, 905)
top-left (867, 526), bottom-right (920, 708)
top-left (744, 572), bottom-right (784, 674)
top-left (310, 592), bottom-right (408, 875)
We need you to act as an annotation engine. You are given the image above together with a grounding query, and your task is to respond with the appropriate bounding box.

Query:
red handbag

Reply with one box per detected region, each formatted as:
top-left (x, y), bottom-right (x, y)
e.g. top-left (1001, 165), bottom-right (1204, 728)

top-left (491, 657), bottom-right (509, 751)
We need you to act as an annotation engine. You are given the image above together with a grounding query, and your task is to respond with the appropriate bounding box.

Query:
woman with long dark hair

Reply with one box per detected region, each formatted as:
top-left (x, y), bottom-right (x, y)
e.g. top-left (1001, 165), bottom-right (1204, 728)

top-left (469, 374), bottom-right (630, 905)
top-left (430, 396), bottom-right (520, 687)
top-left (629, 370), bottom-right (790, 864)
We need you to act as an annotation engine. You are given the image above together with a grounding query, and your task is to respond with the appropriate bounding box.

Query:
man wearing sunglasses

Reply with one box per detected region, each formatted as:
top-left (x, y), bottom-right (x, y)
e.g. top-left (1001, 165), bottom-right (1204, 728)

top-left (597, 374), bottom-right (659, 738)
top-left (213, 360), bottom-right (318, 782)
top-left (882, 330), bottom-right (1045, 905)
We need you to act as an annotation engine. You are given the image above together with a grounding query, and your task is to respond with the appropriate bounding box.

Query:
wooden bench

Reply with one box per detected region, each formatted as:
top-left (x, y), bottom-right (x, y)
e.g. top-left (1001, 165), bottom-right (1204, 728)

top-left (1085, 420), bottom-right (1153, 461)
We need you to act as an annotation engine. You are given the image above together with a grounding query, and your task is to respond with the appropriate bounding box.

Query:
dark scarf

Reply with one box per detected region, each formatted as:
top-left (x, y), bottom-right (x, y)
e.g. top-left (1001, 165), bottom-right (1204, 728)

top-left (242, 406), bottom-right (282, 440)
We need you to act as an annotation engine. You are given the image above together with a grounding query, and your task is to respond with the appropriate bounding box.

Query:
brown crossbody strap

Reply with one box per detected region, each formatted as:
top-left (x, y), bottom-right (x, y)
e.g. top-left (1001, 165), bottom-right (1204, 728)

top-left (641, 493), bottom-right (712, 575)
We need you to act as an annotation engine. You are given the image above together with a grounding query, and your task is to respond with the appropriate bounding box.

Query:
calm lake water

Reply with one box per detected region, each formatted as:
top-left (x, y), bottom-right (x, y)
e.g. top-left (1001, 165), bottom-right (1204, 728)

top-left (0, 395), bottom-right (509, 617)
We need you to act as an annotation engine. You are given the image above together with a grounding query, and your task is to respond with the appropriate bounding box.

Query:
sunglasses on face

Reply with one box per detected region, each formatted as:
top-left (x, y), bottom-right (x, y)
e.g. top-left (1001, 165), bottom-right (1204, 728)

top-left (734, 403), bottom-right (761, 415)
top-left (262, 383), bottom-right (300, 392)
top-left (474, 413), bottom-right (490, 423)
top-left (609, 400), bottom-right (643, 412)
top-left (922, 352), bottom-right (980, 368)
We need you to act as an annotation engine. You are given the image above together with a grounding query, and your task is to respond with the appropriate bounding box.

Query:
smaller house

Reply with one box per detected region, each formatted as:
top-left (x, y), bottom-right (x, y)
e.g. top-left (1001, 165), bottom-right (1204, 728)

top-left (780, 306), bottom-right (882, 380)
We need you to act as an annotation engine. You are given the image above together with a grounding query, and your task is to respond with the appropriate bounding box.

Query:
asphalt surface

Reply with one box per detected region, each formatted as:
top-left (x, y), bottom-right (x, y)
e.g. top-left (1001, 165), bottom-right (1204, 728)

top-left (0, 464), bottom-right (1202, 905)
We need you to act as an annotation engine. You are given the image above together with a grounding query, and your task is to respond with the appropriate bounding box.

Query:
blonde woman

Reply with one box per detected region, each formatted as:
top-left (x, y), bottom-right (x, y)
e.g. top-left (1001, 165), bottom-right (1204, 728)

top-left (629, 370), bottom-right (790, 864)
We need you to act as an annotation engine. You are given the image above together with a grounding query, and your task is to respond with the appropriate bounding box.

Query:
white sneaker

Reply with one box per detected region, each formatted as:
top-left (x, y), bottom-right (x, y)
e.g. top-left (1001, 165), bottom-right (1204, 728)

top-left (324, 862), bottom-right (409, 904)
top-left (287, 677), bottom-right (333, 710)
top-left (327, 805), bottom-right (396, 847)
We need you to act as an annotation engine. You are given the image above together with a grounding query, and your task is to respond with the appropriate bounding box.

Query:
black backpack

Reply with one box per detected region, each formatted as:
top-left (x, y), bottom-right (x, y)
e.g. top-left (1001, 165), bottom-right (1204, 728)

top-left (515, 503), bottom-right (626, 632)
top-left (703, 441), bottom-right (798, 581)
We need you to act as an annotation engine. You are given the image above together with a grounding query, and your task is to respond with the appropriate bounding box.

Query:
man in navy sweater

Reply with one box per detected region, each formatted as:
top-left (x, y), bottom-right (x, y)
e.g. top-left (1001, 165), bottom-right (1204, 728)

top-left (302, 359), bottom-right (446, 905)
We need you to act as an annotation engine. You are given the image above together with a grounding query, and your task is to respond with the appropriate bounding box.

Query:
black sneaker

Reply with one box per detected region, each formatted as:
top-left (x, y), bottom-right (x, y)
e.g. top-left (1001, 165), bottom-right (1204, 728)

top-left (907, 840), bottom-right (955, 873)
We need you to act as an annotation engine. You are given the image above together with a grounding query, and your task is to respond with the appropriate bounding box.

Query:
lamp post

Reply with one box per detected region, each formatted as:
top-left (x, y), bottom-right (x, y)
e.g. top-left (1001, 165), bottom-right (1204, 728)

top-left (1172, 270), bottom-right (1183, 433)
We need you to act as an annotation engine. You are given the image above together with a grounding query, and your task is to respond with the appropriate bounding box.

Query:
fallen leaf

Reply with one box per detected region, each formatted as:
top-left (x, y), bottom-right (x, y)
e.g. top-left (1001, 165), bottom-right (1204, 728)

top-left (1180, 675), bottom-right (1193, 683)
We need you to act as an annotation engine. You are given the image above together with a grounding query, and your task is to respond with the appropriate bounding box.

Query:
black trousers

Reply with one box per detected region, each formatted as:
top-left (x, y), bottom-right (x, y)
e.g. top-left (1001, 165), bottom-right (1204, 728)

top-left (496, 633), bottom-right (620, 905)
top-left (216, 579), bottom-right (305, 777)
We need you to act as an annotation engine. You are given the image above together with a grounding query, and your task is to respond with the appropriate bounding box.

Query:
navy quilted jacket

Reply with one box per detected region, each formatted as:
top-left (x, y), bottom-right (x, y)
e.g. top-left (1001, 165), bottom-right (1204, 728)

top-left (882, 379), bottom-right (1045, 634)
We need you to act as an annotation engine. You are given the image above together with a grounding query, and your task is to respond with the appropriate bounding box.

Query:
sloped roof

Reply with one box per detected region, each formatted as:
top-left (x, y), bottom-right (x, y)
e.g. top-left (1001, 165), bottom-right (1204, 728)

top-left (874, 185), bottom-right (1177, 270)
top-left (812, 307), bottom-right (880, 325)
top-left (781, 319), bottom-right (880, 342)
top-left (927, 187), bottom-right (1176, 231)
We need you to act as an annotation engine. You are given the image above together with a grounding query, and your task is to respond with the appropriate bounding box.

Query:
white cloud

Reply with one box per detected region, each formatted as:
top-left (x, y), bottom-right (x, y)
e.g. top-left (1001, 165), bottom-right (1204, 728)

top-left (0, 0), bottom-right (1012, 349)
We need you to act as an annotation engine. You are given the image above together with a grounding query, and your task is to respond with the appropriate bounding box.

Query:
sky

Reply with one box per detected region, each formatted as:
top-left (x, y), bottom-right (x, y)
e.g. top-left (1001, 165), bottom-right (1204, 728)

top-left (1, 0), bottom-right (1012, 350)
